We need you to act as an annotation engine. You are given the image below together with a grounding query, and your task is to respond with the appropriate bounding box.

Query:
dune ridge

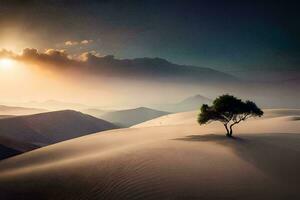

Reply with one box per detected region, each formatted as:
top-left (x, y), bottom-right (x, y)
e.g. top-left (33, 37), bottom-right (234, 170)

top-left (0, 110), bottom-right (118, 160)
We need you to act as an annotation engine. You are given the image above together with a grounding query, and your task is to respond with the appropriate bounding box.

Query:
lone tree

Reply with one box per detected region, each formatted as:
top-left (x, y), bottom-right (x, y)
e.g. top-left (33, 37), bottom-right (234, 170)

top-left (198, 94), bottom-right (263, 137)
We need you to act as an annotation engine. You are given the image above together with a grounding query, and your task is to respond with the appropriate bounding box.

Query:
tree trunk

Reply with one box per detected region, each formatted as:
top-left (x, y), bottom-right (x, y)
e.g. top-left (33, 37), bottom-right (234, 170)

top-left (224, 124), bottom-right (231, 137)
top-left (228, 125), bottom-right (234, 137)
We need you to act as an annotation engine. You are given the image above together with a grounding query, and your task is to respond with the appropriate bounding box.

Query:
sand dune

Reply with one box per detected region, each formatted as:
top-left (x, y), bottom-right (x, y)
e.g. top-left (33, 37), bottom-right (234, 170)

top-left (0, 110), bottom-right (299, 199)
top-left (0, 136), bottom-right (38, 152)
top-left (0, 144), bottom-right (20, 160)
top-left (0, 110), bottom-right (118, 159)
top-left (0, 136), bottom-right (38, 160)
top-left (132, 111), bottom-right (198, 127)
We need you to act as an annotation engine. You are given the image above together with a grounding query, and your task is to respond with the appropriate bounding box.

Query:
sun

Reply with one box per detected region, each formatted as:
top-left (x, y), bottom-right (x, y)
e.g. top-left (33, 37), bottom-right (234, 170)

top-left (0, 58), bottom-right (14, 70)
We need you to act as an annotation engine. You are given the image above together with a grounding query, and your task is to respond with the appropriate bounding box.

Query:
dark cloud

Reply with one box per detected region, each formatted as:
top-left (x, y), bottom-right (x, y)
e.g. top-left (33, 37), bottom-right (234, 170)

top-left (0, 49), bottom-right (16, 58)
top-left (0, 48), bottom-right (78, 70)
top-left (21, 48), bottom-right (76, 69)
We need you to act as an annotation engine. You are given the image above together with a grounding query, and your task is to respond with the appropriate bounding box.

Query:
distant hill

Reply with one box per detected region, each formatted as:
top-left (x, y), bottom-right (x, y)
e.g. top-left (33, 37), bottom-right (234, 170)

top-left (81, 108), bottom-right (110, 118)
top-left (22, 100), bottom-right (91, 110)
top-left (21, 54), bottom-right (239, 85)
top-left (155, 94), bottom-right (212, 113)
top-left (0, 105), bottom-right (46, 116)
top-left (0, 110), bottom-right (118, 155)
top-left (100, 107), bottom-right (169, 127)
top-left (93, 57), bottom-right (239, 85)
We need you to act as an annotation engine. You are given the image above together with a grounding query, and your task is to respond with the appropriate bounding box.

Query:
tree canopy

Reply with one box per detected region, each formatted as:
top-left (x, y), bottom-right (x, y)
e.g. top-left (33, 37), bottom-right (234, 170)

top-left (198, 94), bottom-right (263, 137)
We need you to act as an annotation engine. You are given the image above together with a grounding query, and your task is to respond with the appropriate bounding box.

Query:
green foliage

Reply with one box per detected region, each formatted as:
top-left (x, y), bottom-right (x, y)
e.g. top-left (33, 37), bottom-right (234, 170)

top-left (198, 94), bottom-right (263, 136)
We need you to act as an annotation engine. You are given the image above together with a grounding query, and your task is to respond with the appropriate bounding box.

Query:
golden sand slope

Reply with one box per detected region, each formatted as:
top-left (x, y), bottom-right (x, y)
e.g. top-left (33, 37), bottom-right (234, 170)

top-left (0, 111), bottom-right (299, 200)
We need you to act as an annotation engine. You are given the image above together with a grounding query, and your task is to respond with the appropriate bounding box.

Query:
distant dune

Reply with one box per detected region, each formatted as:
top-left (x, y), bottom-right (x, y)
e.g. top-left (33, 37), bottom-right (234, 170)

top-left (0, 105), bottom-right (47, 116)
top-left (263, 108), bottom-right (300, 118)
top-left (155, 94), bottom-right (212, 112)
top-left (0, 109), bottom-right (299, 199)
top-left (132, 111), bottom-right (198, 127)
top-left (100, 107), bottom-right (169, 127)
top-left (0, 110), bottom-right (118, 159)
top-left (81, 108), bottom-right (110, 118)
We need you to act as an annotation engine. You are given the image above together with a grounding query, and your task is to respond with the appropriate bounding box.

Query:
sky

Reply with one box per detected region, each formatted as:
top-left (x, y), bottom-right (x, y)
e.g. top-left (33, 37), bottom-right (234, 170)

top-left (0, 0), bottom-right (299, 108)
top-left (0, 0), bottom-right (299, 74)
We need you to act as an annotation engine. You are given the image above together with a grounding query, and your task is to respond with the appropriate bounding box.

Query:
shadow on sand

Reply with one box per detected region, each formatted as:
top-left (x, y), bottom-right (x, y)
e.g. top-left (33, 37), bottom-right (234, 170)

top-left (176, 133), bottom-right (300, 185)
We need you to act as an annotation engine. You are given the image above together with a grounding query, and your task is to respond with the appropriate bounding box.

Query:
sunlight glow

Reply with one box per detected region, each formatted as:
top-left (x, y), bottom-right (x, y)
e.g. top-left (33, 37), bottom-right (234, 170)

top-left (0, 58), bottom-right (14, 70)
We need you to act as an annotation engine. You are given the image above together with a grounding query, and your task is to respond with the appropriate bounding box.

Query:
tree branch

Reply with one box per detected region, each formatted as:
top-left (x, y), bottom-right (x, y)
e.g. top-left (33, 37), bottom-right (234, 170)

top-left (229, 113), bottom-right (251, 130)
top-left (220, 114), bottom-right (232, 123)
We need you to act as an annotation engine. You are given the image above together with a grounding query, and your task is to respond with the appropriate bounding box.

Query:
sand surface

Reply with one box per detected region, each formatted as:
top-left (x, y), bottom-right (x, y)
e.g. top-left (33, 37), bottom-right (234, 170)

top-left (0, 110), bottom-right (299, 199)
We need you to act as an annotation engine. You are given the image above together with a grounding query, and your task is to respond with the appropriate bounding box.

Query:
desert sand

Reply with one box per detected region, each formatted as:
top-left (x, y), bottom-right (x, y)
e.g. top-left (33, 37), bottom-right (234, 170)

top-left (0, 110), bottom-right (299, 199)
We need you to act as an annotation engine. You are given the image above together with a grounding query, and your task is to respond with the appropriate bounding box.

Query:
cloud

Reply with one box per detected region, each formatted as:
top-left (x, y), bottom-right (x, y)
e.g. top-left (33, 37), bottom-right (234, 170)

top-left (0, 49), bottom-right (16, 59)
top-left (22, 48), bottom-right (69, 61)
top-left (65, 41), bottom-right (79, 46)
top-left (64, 39), bottom-right (93, 46)
top-left (81, 40), bottom-right (93, 45)
top-left (0, 48), bottom-right (82, 65)
top-left (16, 48), bottom-right (78, 70)
top-left (79, 51), bottom-right (102, 61)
